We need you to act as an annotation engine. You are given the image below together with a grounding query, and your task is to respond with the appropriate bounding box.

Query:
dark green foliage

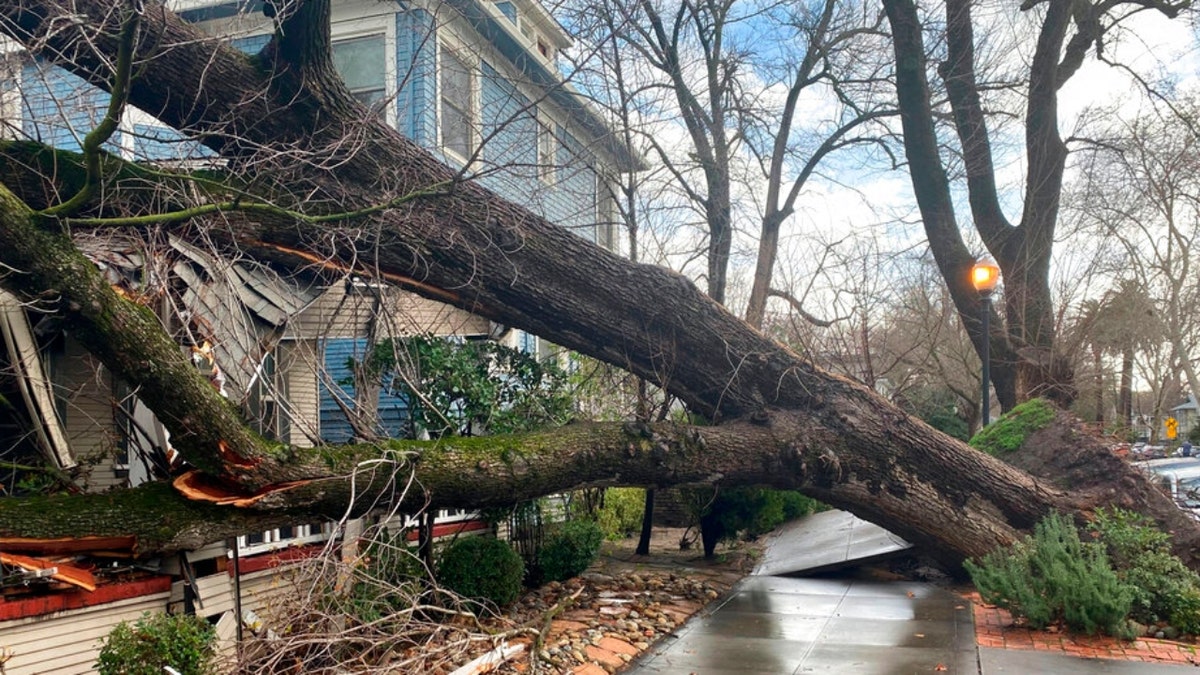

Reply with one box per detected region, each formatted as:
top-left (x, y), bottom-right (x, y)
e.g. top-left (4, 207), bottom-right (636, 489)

top-left (97, 612), bottom-right (216, 675)
top-left (700, 487), bottom-right (824, 544)
top-left (437, 536), bottom-right (524, 607)
top-left (969, 398), bottom-right (1056, 455)
top-left (538, 519), bottom-right (604, 582)
top-left (1089, 508), bottom-right (1200, 633)
top-left (592, 488), bottom-right (646, 540)
top-left (366, 335), bottom-right (574, 438)
top-left (899, 386), bottom-right (970, 441)
top-left (965, 512), bottom-right (1133, 636)
top-left (481, 499), bottom-right (548, 586)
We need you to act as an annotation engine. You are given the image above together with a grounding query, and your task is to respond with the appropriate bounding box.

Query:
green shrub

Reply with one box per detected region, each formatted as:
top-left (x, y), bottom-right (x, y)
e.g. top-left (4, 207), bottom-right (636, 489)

top-left (97, 612), bottom-right (216, 675)
top-left (437, 536), bottom-right (524, 607)
top-left (965, 512), bottom-right (1133, 636)
top-left (539, 519), bottom-right (603, 582)
top-left (1089, 508), bottom-right (1200, 632)
top-left (969, 398), bottom-right (1056, 456)
top-left (1088, 507), bottom-right (1172, 568)
top-left (593, 488), bottom-right (645, 540)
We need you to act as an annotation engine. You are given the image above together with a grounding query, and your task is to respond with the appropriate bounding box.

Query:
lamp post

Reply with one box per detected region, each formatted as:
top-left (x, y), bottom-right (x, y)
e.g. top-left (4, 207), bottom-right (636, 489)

top-left (972, 259), bottom-right (1001, 426)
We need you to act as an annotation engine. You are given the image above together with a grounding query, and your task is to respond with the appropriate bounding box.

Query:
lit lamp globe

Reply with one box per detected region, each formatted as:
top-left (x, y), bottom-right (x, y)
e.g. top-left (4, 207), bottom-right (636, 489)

top-left (971, 260), bottom-right (1001, 297)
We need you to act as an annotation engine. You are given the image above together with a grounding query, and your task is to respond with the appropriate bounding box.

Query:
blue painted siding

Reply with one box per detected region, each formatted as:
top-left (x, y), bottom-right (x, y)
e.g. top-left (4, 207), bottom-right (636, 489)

top-left (479, 61), bottom-right (537, 202)
top-left (319, 338), bottom-right (409, 443)
top-left (396, 9), bottom-right (437, 146)
top-left (550, 129), bottom-right (598, 242)
top-left (230, 34), bottom-right (271, 55)
top-left (19, 62), bottom-right (120, 154)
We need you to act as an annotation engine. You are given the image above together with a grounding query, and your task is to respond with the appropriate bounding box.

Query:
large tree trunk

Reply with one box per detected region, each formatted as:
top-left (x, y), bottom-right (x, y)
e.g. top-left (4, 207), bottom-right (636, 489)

top-left (0, 0), bottom-right (1196, 571)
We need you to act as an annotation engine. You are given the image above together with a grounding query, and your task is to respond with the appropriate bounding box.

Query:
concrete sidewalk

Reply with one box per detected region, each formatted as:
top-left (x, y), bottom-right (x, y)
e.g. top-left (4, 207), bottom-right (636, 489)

top-left (623, 513), bottom-right (1199, 675)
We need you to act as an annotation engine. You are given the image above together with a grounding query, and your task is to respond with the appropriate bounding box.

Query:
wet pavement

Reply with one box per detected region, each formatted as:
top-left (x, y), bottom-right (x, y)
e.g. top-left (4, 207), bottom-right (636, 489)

top-left (625, 574), bottom-right (976, 674)
top-left (623, 513), bottom-right (1199, 675)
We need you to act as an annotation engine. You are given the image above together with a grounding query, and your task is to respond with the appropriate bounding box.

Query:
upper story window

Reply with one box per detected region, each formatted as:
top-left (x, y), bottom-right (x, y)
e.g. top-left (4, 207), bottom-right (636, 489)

top-left (440, 45), bottom-right (476, 160)
top-left (333, 35), bottom-right (387, 113)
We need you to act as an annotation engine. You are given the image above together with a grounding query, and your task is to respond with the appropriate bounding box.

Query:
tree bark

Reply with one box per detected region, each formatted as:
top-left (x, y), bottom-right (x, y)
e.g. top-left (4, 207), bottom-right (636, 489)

top-left (882, 0), bottom-right (1019, 412)
top-left (0, 0), bottom-right (1197, 572)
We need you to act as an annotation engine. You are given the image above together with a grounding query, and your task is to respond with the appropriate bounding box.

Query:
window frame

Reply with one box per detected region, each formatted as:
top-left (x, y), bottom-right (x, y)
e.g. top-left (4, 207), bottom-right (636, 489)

top-left (537, 114), bottom-right (556, 184)
top-left (329, 17), bottom-right (397, 129)
top-left (438, 40), bottom-right (479, 164)
top-left (236, 522), bottom-right (335, 557)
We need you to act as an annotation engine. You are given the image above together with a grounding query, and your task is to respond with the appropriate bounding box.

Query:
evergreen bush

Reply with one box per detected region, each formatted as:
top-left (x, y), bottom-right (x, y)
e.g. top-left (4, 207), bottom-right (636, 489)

top-left (1089, 507), bottom-right (1200, 632)
top-left (437, 536), bottom-right (524, 607)
top-left (965, 512), bottom-right (1133, 636)
top-left (97, 612), bottom-right (216, 675)
top-left (539, 519), bottom-right (604, 582)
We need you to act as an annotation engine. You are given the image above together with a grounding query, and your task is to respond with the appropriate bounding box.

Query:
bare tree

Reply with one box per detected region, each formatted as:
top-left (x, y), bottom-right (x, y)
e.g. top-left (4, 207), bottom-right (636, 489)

top-left (1072, 106), bottom-right (1200, 409)
top-left (882, 0), bottom-right (1191, 412)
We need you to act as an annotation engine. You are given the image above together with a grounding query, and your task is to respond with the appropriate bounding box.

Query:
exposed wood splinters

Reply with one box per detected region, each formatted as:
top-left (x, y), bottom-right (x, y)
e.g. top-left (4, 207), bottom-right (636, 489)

top-left (173, 470), bottom-right (309, 507)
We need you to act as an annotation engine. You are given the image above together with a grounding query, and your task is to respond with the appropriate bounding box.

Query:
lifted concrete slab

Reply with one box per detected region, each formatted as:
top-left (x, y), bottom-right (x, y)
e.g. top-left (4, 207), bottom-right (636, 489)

top-left (753, 509), bottom-right (912, 577)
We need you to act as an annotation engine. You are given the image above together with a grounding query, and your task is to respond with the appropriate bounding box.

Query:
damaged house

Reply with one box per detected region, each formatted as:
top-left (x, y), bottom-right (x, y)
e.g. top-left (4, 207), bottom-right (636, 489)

top-left (0, 0), bottom-right (636, 671)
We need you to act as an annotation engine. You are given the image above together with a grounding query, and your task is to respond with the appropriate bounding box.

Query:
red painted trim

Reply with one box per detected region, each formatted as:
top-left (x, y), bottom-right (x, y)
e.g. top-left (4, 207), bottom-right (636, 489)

top-left (0, 576), bottom-right (172, 622)
top-left (235, 543), bottom-right (326, 574)
top-left (403, 519), bottom-right (489, 542)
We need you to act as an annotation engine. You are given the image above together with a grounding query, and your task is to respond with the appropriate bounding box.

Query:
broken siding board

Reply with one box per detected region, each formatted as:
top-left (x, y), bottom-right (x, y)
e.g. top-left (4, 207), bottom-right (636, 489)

top-left (170, 572), bottom-right (235, 619)
top-left (0, 590), bottom-right (169, 675)
top-left (232, 265), bottom-right (322, 317)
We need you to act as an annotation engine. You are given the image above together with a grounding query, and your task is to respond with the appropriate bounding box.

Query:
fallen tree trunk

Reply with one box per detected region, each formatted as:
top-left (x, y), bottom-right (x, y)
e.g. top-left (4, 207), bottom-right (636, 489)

top-left (0, 0), bottom-right (1197, 571)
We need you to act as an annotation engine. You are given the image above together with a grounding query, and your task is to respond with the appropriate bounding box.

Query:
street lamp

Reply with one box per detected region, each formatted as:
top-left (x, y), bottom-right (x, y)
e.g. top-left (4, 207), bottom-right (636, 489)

top-left (972, 259), bottom-right (1001, 426)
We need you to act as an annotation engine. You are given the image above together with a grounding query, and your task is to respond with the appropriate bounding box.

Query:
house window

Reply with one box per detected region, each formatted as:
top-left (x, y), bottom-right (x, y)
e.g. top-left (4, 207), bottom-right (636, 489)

top-left (440, 45), bottom-right (475, 160)
top-left (493, 0), bottom-right (518, 24)
top-left (333, 35), bottom-right (387, 112)
top-left (236, 522), bottom-right (333, 557)
top-left (597, 179), bottom-right (618, 251)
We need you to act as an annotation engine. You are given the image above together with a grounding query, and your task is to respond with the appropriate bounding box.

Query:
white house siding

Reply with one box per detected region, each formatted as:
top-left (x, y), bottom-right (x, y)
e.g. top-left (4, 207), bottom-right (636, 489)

top-left (277, 339), bottom-right (322, 448)
top-left (284, 284), bottom-right (488, 342)
top-left (0, 590), bottom-right (169, 675)
top-left (54, 337), bottom-right (124, 492)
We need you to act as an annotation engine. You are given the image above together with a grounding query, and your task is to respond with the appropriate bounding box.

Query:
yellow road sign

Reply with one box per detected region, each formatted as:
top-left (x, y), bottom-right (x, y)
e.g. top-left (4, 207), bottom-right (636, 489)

top-left (1166, 417), bottom-right (1179, 440)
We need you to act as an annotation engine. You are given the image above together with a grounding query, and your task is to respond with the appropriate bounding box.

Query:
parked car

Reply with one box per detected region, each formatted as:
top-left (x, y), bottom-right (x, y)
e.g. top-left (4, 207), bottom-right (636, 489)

top-left (1135, 456), bottom-right (1200, 518)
